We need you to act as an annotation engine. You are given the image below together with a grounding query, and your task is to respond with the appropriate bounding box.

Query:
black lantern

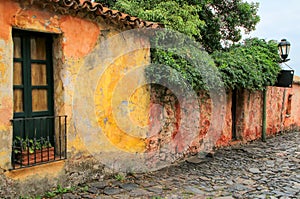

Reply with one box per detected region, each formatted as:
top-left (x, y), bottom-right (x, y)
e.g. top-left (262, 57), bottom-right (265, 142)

top-left (278, 39), bottom-right (291, 62)
top-left (275, 38), bottom-right (293, 87)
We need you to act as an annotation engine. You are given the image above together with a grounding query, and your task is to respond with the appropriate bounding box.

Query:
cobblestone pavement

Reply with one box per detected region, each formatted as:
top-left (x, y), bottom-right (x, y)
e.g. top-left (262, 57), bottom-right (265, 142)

top-left (55, 132), bottom-right (299, 199)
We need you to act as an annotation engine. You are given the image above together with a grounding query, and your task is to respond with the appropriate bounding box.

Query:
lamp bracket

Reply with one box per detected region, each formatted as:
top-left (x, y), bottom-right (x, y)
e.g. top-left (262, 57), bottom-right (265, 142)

top-left (283, 62), bottom-right (293, 70)
top-left (279, 58), bottom-right (290, 63)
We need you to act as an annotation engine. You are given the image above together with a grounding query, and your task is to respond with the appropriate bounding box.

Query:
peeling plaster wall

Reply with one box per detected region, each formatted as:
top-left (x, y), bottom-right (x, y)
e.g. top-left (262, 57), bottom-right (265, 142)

top-left (272, 84), bottom-right (300, 132)
top-left (148, 86), bottom-right (231, 161)
top-left (0, 0), bottom-right (14, 171)
top-left (210, 86), bottom-right (300, 147)
top-left (149, 85), bottom-right (300, 155)
top-left (0, 0), bottom-right (151, 196)
top-left (234, 89), bottom-right (263, 142)
top-left (217, 86), bottom-right (300, 145)
top-left (234, 86), bottom-right (300, 143)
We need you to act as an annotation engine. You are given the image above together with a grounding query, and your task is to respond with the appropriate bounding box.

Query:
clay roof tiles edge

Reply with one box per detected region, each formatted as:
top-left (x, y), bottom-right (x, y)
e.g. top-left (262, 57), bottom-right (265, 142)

top-left (18, 0), bottom-right (162, 29)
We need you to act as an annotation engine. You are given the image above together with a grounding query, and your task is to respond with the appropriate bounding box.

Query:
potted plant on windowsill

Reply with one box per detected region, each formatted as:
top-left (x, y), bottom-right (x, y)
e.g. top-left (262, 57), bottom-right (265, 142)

top-left (13, 136), bottom-right (55, 165)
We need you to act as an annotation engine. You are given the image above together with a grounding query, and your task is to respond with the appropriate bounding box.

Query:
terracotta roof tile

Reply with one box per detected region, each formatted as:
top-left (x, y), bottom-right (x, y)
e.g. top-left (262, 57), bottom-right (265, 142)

top-left (19, 0), bottom-right (162, 29)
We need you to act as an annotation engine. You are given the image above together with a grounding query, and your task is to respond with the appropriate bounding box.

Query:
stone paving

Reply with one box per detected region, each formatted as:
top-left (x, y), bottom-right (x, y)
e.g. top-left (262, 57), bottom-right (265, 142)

top-left (54, 132), bottom-right (299, 199)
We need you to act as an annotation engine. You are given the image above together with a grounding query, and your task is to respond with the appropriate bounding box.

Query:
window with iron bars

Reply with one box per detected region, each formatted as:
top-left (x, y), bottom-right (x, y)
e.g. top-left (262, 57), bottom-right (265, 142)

top-left (11, 116), bottom-right (67, 170)
top-left (11, 29), bottom-right (67, 169)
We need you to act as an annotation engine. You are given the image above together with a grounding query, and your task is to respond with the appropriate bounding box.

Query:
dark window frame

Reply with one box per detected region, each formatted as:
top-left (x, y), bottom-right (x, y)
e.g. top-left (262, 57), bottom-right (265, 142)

top-left (13, 29), bottom-right (54, 118)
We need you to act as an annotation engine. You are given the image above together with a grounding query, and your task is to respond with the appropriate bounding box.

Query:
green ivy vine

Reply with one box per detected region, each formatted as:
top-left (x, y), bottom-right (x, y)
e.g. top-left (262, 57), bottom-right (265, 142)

top-left (212, 38), bottom-right (281, 90)
top-left (94, 1), bottom-right (281, 92)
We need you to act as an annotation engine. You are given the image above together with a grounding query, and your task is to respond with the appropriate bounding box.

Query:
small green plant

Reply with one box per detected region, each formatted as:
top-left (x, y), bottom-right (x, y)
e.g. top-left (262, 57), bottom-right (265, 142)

top-left (13, 136), bottom-right (52, 154)
top-left (14, 136), bottom-right (34, 154)
top-left (44, 185), bottom-right (74, 198)
top-left (40, 137), bottom-right (52, 149)
top-left (114, 173), bottom-right (125, 181)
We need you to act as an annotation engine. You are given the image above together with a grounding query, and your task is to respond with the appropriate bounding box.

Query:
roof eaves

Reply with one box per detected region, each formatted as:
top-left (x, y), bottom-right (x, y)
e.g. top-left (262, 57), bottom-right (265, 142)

top-left (18, 0), bottom-right (162, 29)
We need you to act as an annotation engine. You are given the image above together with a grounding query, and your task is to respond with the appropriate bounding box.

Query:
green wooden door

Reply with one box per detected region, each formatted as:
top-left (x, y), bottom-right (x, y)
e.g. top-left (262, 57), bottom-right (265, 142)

top-left (12, 29), bottom-right (54, 140)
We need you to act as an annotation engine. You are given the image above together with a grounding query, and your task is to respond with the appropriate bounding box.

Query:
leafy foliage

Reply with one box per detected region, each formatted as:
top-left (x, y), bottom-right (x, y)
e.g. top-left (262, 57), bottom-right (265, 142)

top-left (96, 0), bottom-right (259, 52)
top-left (195, 0), bottom-right (260, 53)
top-left (94, 0), bottom-right (279, 91)
top-left (13, 136), bottom-right (52, 154)
top-left (145, 31), bottom-right (224, 93)
top-left (113, 0), bottom-right (204, 38)
top-left (212, 38), bottom-right (281, 90)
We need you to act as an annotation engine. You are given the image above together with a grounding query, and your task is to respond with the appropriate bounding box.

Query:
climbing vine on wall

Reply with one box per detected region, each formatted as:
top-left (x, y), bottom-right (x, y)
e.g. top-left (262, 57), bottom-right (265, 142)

top-left (146, 37), bottom-right (281, 92)
top-left (212, 38), bottom-right (281, 91)
top-left (94, 0), bottom-right (280, 92)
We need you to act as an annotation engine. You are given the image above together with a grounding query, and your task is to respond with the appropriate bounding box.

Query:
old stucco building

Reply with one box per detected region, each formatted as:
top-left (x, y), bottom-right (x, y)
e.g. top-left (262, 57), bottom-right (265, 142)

top-left (0, 0), bottom-right (159, 196)
top-left (0, 0), bottom-right (300, 197)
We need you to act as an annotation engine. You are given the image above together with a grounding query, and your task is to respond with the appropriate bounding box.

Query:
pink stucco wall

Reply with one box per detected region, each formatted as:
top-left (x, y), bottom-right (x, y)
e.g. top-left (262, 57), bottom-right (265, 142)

top-left (149, 83), bottom-right (300, 154)
top-left (237, 85), bottom-right (300, 143)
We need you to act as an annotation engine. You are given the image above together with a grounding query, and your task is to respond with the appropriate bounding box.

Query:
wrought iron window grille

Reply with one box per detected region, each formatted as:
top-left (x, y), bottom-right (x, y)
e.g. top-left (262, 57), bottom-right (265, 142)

top-left (10, 115), bottom-right (67, 170)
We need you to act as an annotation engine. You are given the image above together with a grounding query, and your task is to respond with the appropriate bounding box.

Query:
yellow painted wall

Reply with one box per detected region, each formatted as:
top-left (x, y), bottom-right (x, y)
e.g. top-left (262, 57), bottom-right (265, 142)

top-left (0, 0), bottom-right (151, 187)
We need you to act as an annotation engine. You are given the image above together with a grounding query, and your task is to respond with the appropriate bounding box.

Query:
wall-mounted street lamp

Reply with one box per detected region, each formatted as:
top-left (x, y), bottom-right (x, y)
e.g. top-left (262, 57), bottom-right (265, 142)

top-left (263, 38), bottom-right (293, 142)
top-left (278, 39), bottom-right (291, 62)
top-left (276, 38), bottom-right (293, 88)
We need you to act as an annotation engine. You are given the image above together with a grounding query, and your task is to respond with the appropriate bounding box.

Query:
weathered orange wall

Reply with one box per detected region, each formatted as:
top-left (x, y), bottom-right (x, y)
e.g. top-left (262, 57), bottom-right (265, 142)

top-left (236, 86), bottom-right (300, 142)
top-left (59, 16), bottom-right (100, 58)
top-left (220, 85), bottom-right (300, 145)
top-left (218, 85), bottom-right (300, 146)
top-left (0, 0), bottom-right (101, 171)
top-left (149, 84), bottom-right (300, 157)
top-left (0, 0), bottom-right (151, 196)
top-left (281, 84), bottom-right (300, 128)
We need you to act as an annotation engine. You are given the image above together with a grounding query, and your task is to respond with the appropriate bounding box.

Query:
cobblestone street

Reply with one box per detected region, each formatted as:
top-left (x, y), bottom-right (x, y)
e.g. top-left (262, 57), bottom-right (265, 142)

top-left (55, 132), bottom-right (299, 199)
